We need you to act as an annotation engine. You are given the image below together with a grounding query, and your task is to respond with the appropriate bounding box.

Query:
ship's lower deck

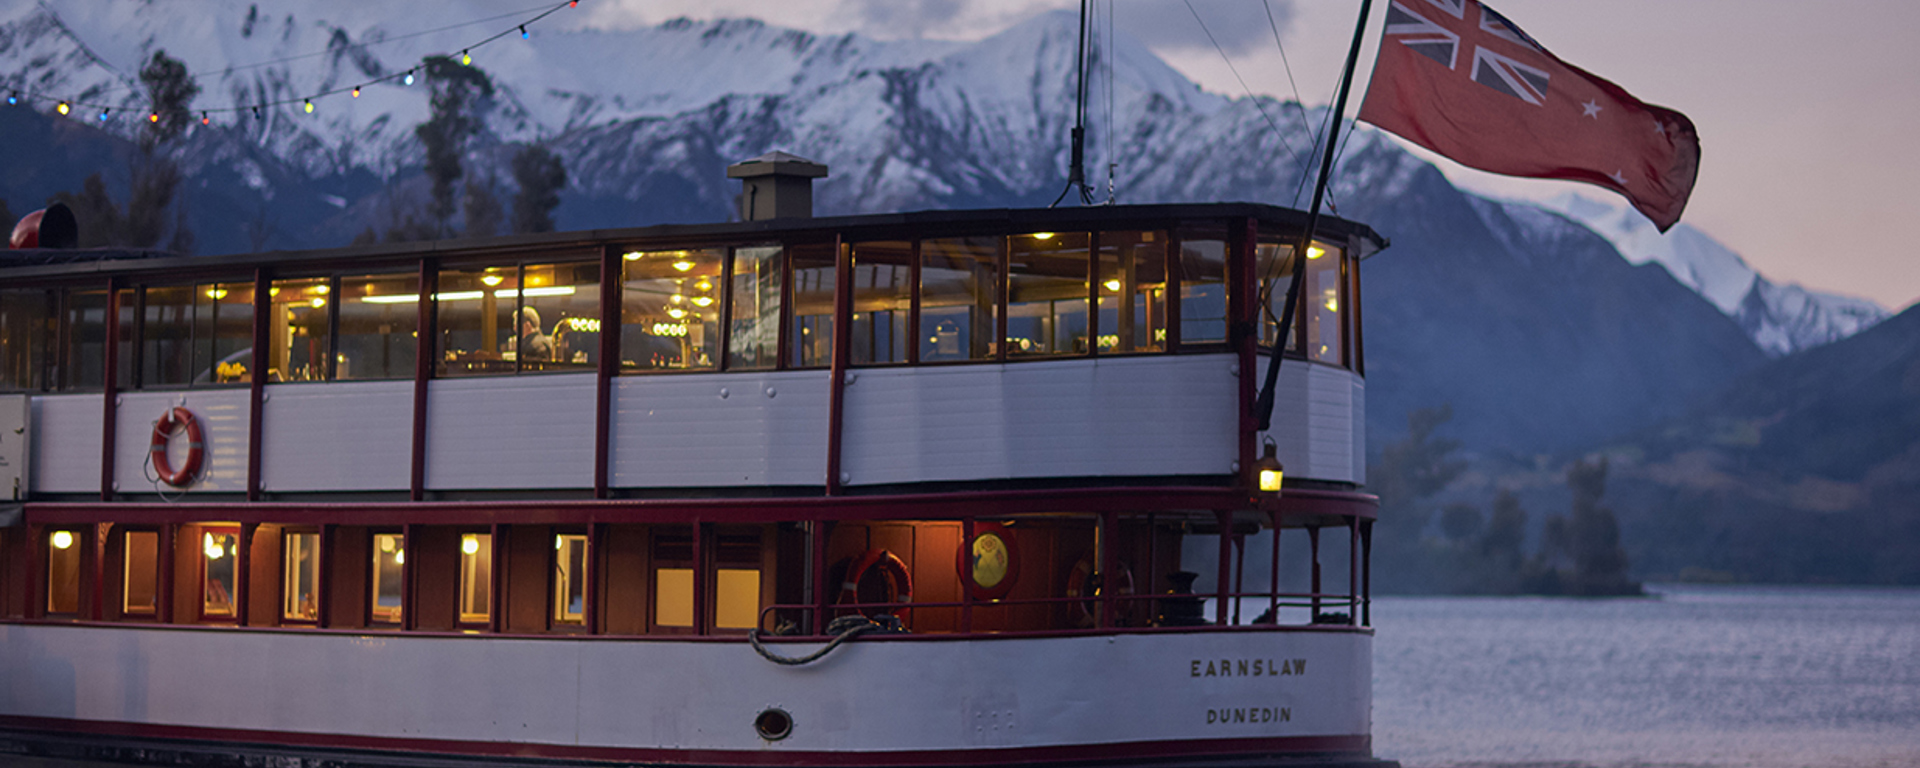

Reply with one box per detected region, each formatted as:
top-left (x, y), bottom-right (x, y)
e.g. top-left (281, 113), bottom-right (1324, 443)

top-left (1, 622), bottom-right (1377, 767)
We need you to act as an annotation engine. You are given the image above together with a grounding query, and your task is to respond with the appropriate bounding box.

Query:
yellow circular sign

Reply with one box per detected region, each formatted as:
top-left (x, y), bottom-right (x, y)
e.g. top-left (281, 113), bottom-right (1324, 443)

top-left (971, 532), bottom-right (1009, 588)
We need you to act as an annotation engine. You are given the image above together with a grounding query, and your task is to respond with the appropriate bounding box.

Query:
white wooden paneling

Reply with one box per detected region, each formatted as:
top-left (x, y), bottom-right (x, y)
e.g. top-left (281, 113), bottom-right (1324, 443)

top-left (29, 395), bottom-right (99, 494)
top-left (0, 394), bottom-right (29, 499)
top-left (426, 374), bottom-right (596, 490)
top-left (840, 355), bottom-right (1240, 487)
top-left (114, 390), bottom-right (250, 494)
top-left (611, 371), bottom-right (829, 488)
top-left (261, 381), bottom-right (413, 492)
top-left (1255, 356), bottom-right (1363, 485)
top-left (0, 623), bottom-right (1371, 756)
top-left (1351, 377), bottom-right (1367, 483)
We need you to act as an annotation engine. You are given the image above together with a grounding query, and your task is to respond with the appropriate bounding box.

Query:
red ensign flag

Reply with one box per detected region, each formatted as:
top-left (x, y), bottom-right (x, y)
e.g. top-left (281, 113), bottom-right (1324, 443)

top-left (1357, 0), bottom-right (1700, 231)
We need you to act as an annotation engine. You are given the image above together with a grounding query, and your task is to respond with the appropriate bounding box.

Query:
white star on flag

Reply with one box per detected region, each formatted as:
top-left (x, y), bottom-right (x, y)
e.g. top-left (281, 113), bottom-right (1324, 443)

top-left (1607, 170), bottom-right (1628, 186)
top-left (1582, 100), bottom-right (1602, 118)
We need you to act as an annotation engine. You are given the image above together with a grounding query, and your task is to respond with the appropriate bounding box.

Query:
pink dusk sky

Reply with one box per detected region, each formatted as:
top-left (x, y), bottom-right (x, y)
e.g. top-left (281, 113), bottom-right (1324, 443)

top-left (570, 0), bottom-right (1920, 312)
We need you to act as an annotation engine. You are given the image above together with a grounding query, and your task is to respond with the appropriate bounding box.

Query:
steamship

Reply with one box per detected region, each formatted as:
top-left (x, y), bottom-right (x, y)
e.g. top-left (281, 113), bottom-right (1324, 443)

top-left (0, 152), bottom-right (1388, 766)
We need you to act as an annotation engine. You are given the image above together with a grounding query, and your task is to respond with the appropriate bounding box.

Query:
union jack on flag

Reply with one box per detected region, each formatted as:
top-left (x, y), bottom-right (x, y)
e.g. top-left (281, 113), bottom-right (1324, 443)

top-left (1358, 0), bottom-right (1701, 232)
top-left (1383, 0), bottom-right (1551, 105)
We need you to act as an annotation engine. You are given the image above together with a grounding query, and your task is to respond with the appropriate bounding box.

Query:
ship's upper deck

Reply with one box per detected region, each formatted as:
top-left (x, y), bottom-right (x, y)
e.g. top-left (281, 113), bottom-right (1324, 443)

top-left (0, 202), bottom-right (1384, 509)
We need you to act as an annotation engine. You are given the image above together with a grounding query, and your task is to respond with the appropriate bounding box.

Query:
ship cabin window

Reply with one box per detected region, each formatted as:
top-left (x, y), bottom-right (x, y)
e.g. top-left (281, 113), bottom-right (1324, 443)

top-left (1178, 237), bottom-right (1229, 345)
top-left (919, 237), bottom-right (1000, 362)
top-left (122, 529), bottom-right (160, 617)
top-left (265, 278), bottom-right (332, 382)
top-left (436, 260), bottom-right (600, 376)
top-left (1096, 231), bottom-right (1168, 353)
top-left (789, 243), bottom-right (839, 368)
top-left (282, 530), bottom-right (321, 623)
top-left (0, 288), bottom-right (51, 391)
top-left (621, 248), bottom-right (725, 371)
top-left (45, 528), bottom-right (83, 616)
top-left (651, 530), bottom-right (695, 630)
top-left (199, 527), bottom-right (240, 621)
top-left (1255, 240), bottom-right (1347, 365)
top-left (1007, 232), bottom-right (1091, 357)
top-left (712, 530), bottom-right (767, 631)
top-left (337, 272), bottom-right (420, 380)
top-left (1304, 243), bottom-right (1347, 365)
top-left (458, 532), bottom-right (492, 626)
top-left (552, 532), bottom-right (589, 628)
top-left (57, 288), bottom-right (109, 391)
top-left (370, 532), bottom-right (405, 626)
top-left (728, 245), bottom-right (783, 370)
top-left (849, 241), bottom-right (912, 365)
top-left (134, 281), bottom-right (255, 388)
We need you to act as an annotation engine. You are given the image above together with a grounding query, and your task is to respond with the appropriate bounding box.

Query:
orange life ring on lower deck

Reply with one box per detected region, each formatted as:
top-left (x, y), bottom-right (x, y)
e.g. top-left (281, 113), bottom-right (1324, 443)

top-left (150, 406), bottom-right (205, 488)
top-left (1066, 555), bottom-right (1135, 628)
top-left (837, 549), bottom-right (912, 620)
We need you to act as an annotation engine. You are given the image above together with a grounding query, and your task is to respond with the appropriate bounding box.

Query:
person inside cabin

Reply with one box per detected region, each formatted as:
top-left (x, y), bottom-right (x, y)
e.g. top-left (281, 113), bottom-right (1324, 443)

top-left (515, 307), bottom-right (555, 362)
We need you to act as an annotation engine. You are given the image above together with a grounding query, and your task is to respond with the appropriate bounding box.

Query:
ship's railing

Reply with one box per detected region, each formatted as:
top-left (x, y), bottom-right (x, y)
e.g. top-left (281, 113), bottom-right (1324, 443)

top-left (755, 590), bottom-right (1366, 639)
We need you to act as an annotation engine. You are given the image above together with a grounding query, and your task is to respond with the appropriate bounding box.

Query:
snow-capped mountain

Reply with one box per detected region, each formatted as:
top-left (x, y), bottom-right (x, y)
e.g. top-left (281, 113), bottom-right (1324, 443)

top-left (0, 2), bottom-right (1781, 454)
top-left (1535, 193), bottom-right (1888, 355)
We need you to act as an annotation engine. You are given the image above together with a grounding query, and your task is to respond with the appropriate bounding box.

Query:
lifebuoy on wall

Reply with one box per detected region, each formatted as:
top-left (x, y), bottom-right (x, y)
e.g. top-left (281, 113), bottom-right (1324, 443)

top-left (1066, 554), bottom-right (1135, 628)
top-left (150, 406), bottom-right (205, 488)
top-left (837, 548), bottom-right (912, 620)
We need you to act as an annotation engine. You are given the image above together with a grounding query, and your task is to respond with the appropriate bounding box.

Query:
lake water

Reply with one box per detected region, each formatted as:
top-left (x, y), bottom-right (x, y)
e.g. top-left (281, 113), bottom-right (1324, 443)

top-left (1370, 584), bottom-right (1920, 768)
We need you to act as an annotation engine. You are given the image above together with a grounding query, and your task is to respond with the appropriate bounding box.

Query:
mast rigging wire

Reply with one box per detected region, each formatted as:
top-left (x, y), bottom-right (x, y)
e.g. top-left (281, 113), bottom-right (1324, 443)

top-left (1050, 0), bottom-right (1097, 208)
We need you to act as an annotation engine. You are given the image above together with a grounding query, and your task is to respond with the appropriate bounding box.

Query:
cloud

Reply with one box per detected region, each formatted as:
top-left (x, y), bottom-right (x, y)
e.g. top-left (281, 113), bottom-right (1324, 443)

top-left (840, 0), bottom-right (972, 39)
top-left (1111, 0), bottom-right (1295, 55)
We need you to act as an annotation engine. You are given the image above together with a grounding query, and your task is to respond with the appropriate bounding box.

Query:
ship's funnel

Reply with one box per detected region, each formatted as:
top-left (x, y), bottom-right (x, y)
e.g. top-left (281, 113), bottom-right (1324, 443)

top-left (10, 203), bottom-right (78, 249)
top-left (727, 151), bottom-right (827, 221)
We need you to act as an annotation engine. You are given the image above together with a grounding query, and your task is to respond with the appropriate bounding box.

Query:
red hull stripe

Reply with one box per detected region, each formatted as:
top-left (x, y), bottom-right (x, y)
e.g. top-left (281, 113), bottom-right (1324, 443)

top-left (0, 715), bottom-right (1371, 766)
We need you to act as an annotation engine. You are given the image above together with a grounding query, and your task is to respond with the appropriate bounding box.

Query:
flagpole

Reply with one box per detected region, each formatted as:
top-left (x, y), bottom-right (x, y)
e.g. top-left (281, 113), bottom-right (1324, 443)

top-left (1254, 0), bottom-right (1375, 432)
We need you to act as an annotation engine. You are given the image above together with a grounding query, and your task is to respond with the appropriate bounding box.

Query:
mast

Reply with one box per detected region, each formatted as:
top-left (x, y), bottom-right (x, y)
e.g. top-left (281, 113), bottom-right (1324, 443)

top-left (1254, 0), bottom-right (1375, 431)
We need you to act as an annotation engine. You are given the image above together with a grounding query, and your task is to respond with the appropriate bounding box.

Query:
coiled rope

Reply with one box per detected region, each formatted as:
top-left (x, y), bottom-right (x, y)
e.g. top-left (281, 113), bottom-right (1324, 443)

top-left (748, 615), bottom-right (903, 666)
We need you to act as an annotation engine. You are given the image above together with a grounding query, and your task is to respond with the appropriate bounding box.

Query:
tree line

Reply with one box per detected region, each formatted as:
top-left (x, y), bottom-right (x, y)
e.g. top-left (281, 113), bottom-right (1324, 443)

top-left (10, 51), bottom-right (566, 252)
top-left (1368, 405), bottom-right (1644, 596)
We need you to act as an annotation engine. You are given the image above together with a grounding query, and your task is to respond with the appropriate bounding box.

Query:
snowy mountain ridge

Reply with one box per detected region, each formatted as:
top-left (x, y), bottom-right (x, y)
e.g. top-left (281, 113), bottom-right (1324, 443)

top-left (1532, 193), bottom-right (1888, 356)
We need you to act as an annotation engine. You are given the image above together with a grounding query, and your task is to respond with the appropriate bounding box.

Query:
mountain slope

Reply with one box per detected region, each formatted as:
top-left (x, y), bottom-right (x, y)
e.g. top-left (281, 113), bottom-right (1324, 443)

top-left (1537, 193), bottom-right (1889, 356)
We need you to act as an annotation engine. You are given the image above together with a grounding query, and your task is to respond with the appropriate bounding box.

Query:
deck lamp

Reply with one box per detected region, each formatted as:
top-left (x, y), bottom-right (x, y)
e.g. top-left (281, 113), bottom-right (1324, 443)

top-left (50, 530), bottom-right (73, 550)
top-left (1256, 440), bottom-right (1284, 494)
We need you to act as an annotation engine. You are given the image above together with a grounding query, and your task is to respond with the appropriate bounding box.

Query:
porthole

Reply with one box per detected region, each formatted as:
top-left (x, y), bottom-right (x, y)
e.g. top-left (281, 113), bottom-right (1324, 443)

top-left (754, 707), bottom-right (794, 741)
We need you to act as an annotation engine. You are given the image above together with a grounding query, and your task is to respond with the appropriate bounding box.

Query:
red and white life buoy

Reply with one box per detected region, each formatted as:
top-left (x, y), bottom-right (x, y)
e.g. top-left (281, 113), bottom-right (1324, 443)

top-left (1066, 555), bottom-right (1136, 628)
top-left (837, 549), bottom-right (912, 620)
top-left (150, 406), bottom-right (205, 488)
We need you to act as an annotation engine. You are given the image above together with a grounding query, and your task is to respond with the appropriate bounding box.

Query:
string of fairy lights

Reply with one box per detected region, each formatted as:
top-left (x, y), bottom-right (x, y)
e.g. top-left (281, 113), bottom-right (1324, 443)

top-left (3, 0), bottom-right (582, 126)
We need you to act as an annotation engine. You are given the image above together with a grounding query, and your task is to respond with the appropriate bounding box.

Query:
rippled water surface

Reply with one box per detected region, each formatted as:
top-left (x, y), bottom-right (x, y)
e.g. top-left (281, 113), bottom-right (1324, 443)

top-left (1370, 584), bottom-right (1920, 768)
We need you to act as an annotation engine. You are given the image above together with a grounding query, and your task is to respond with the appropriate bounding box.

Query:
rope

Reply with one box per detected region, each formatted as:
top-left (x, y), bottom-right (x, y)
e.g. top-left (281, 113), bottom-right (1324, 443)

top-left (747, 614), bottom-right (902, 666)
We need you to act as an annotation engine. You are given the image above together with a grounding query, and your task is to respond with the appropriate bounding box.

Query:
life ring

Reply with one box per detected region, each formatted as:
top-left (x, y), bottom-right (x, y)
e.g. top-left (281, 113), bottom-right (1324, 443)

top-left (1066, 555), bottom-right (1135, 628)
top-left (837, 549), bottom-right (912, 620)
top-left (150, 406), bottom-right (205, 488)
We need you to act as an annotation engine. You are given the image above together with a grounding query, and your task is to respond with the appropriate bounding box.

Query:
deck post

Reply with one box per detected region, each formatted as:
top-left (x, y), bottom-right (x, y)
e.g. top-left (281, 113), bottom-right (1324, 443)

top-left (826, 235), bottom-right (850, 495)
top-left (693, 520), bottom-right (708, 635)
top-left (1308, 526), bottom-right (1321, 619)
top-left (960, 518), bottom-right (975, 633)
top-left (89, 523), bottom-right (104, 620)
top-left (401, 524), bottom-right (416, 631)
top-left (1214, 511), bottom-right (1232, 624)
top-left (1269, 511), bottom-right (1281, 622)
top-left (595, 245), bottom-right (620, 499)
top-left (247, 268), bottom-right (269, 502)
top-left (1348, 518), bottom-right (1359, 625)
top-left (1099, 510), bottom-right (1117, 628)
top-left (409, 259), bottom-right (435, 502)
top-left (1361, 520), bottom-right (1373, 627)
top-left (316, 524), bottom-right (332, 628)
top-left (99, 277), bottom-right (119, 502)
top-left (158, 524), bottom-right (175, 624)
top-left (236, 522), bottom-right (255, 626)
top-left (1232, 217), bottom-right (1258, 489)
top-left (812, 520), bottom-right (831, 635)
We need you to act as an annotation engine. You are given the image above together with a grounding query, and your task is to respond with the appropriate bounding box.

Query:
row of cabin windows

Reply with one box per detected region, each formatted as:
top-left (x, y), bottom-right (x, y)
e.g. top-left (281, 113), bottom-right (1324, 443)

top-left (38, 524), bottom-right (766, 633)
top-left (0, 234), bottom-right (1350, 391)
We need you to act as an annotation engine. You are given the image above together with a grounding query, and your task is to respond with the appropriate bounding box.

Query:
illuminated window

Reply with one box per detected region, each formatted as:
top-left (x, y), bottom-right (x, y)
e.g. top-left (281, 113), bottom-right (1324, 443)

top-left (1304, 245), bottom-right (1346, 365)
top-left (1007, 232), bottom-right (1091, 356)
top-left (788, 243), bottom-right (838, 368)
top-left (266, 278), bottom-right (332, 382)
top-left (0, 288), bottom-right (51, 391)
top-left (370, 533), bottom-right (404, 625)
top-left (849, 241), bottom-right (911, 365)
top-left (58, 289), bottom-right (108, 391)
top-left (337, 272), bottom-right (419, 380)
top-left (45, 529), bottom-right (81, 615)
top-left (200, 529), bottom-right (238, 619)
top-left (122, 530), bottom-right (159, 616)
top-left (920, 237), bottom-right (999, 362)
top-left (714, 569), bottom-right (762, 630)
top-left (282, 531), bottom-right (320, 622)
top-left (552, 533), bottom-right (588, 627)
top-left (655, 568), bottom-right (694, 628)
top-left (459, 533), bottom-right (492, 625)
top-left (622, 249), bottom-right (723, 371)
top-left (1095, 231), bottom-right (1167, 353)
